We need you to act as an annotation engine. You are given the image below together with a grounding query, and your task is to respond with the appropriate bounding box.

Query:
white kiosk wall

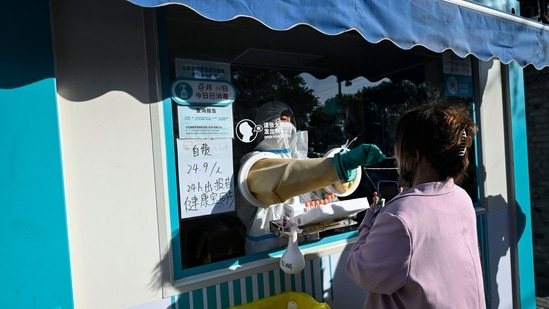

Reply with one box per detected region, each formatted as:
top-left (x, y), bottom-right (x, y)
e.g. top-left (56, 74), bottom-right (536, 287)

top-left (51, 0), bottom-right (168, 308)
top-left (476, 60), bottom-right (514, 309)
top-left (46, 0), bottom-right (524, 307)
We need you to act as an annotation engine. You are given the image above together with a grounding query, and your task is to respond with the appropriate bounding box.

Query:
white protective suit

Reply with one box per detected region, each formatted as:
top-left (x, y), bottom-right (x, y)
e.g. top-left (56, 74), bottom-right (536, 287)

top-left (237, 101), bottom-right (360, 254)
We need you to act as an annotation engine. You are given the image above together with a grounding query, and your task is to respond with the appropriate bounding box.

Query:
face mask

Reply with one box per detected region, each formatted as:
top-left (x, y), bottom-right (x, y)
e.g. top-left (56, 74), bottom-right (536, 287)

top-left (279, 121), bottom-right (296, 145)
top-left (292, 130), bottom-right (309, 159)
top-left (255, 121), bottom-right (296, 157)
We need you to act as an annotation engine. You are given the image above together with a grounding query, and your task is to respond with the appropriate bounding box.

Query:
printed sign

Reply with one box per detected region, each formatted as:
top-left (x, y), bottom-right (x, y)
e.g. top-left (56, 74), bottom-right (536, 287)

top-left (177, 105), bottom-right (234, 138)
top-left (175, 58), bottom-right (230, 80)
top-left (443, 51), bottom-right (473, 97)
top-left (177, 138), bottom-right (235, 219)
top-left (170, 78), bottom-right (236, 106)
top-left (235, 119), bottom-right (260, 143)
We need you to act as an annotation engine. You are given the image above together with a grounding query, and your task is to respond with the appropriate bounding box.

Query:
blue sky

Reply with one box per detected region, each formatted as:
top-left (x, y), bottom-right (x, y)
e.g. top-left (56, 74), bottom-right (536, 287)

top-left (300, 73), bottom-right (383, 104)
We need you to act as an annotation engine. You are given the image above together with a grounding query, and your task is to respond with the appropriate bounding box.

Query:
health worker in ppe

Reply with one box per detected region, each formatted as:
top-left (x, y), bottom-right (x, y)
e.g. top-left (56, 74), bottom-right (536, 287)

top-left (237, 101), bottom-right (385, 254)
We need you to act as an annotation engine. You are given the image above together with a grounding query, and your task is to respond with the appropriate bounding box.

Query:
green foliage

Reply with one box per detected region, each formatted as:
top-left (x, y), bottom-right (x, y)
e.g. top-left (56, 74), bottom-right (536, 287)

top-left (231, 68), bottom-right (470, 158)
top-left (231, 68), bottom-right (319, 130)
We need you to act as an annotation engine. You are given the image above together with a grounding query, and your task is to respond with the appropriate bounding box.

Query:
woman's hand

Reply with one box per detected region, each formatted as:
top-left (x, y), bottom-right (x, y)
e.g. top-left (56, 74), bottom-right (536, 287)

top-left (370, 191), bottom-right (379, 210)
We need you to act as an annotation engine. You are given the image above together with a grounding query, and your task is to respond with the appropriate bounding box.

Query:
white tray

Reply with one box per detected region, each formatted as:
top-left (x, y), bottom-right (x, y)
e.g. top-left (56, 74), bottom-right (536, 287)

top-left (294, 197), bottom-right (369, 226)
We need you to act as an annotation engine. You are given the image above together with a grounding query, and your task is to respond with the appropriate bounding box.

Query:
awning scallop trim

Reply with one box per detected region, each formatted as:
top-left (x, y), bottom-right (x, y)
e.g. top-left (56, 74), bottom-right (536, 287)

top-left (129, 0), bottom-right (549, 69)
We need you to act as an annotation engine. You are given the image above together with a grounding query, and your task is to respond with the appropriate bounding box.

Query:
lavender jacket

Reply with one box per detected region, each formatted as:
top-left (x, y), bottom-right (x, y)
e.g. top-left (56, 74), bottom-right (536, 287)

top-left (346, 179), bottom-right (486, 309)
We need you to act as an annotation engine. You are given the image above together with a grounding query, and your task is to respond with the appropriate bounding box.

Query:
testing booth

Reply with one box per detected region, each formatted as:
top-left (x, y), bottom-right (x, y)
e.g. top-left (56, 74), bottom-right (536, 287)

top-left (2, 0), bottom-right (549, 308)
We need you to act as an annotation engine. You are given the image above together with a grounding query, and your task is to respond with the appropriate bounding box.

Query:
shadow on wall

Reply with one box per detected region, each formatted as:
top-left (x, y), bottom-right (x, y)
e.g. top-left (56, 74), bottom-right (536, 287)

top-left (0, 0), bottom-right (55, 90)
top-left (323, 248), bottom-right (367, 308)
top-left (145, 219), bottom-right (377, 309)
top-left (147, 229), bottom-right (332, 309)
top-left (481, 193), bottom-right (526, 309)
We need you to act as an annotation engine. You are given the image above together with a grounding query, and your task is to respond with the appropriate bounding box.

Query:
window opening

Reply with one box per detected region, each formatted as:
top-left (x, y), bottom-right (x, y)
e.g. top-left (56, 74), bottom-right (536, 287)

top-left (170, 63), bottom-right (478, 270)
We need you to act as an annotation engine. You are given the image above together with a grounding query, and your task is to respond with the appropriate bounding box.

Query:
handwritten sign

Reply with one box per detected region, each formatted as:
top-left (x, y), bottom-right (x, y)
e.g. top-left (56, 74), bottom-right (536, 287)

top-left (177, 138), bottom-right (235, 219)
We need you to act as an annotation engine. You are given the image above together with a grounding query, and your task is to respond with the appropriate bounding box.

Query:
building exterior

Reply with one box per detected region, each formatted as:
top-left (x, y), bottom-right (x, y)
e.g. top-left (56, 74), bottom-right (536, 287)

top-left (525, 65), bottom-right (549, 296)
top-left (2, 0), bottom-right (548, 308)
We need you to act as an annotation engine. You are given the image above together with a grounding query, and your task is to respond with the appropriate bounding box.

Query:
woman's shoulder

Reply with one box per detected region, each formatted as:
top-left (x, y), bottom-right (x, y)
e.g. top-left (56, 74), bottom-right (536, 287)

top-left (381, 187), bottom-right (442, 214)
top-left (382, 183), bottom-right (473, 217)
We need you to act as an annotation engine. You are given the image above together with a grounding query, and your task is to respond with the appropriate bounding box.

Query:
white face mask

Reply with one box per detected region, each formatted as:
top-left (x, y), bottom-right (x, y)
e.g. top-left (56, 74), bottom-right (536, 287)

top-left (278, 121), bottom-right (296, 144)
top-left (255, 121), bottom-right (297, 157)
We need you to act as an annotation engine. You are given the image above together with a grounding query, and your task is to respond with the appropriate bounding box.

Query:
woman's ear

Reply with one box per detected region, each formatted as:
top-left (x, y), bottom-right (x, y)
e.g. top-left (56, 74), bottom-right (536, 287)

top-left (414, 150), bottom-right (421, 163)
top-left (400, 151), bottom-right (421, 185)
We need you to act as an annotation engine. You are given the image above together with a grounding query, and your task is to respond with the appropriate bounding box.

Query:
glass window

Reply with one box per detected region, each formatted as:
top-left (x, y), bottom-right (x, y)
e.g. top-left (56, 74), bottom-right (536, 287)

top-left (164, 5), bottom-right (477, 273)
top-left (172, 63), bottom-right (478, 270)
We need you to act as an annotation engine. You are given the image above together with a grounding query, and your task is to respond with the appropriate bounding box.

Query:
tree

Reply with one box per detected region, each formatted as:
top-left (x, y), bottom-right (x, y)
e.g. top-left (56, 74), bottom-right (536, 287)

top-left (231, 68), bottom-right (319, 130)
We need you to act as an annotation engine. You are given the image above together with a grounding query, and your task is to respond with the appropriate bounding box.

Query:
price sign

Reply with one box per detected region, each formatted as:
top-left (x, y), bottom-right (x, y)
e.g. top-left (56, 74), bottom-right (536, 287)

top-left (177, 138), bottom-right (235, 218)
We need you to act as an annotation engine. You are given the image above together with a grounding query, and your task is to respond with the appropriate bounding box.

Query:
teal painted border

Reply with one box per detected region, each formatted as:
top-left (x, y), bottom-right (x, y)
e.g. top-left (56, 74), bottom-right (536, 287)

top-left (508, 62), bottom-right (536, 309)
top-left (154, 7), bottom-right (186, 280)
top-left (0, 1), bottom-right (73, 308)
top-left (471, 98), bottom-right (492, 306)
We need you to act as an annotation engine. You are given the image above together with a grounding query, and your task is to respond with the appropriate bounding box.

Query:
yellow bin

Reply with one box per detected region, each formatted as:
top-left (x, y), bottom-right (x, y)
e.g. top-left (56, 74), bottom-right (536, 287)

top-left (229, 291), bottom-right (330, 309)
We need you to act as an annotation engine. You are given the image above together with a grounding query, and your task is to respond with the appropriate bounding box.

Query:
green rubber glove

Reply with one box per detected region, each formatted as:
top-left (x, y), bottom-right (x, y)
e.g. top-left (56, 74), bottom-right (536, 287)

top-left (333, 144), bottom-right (386, 182)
